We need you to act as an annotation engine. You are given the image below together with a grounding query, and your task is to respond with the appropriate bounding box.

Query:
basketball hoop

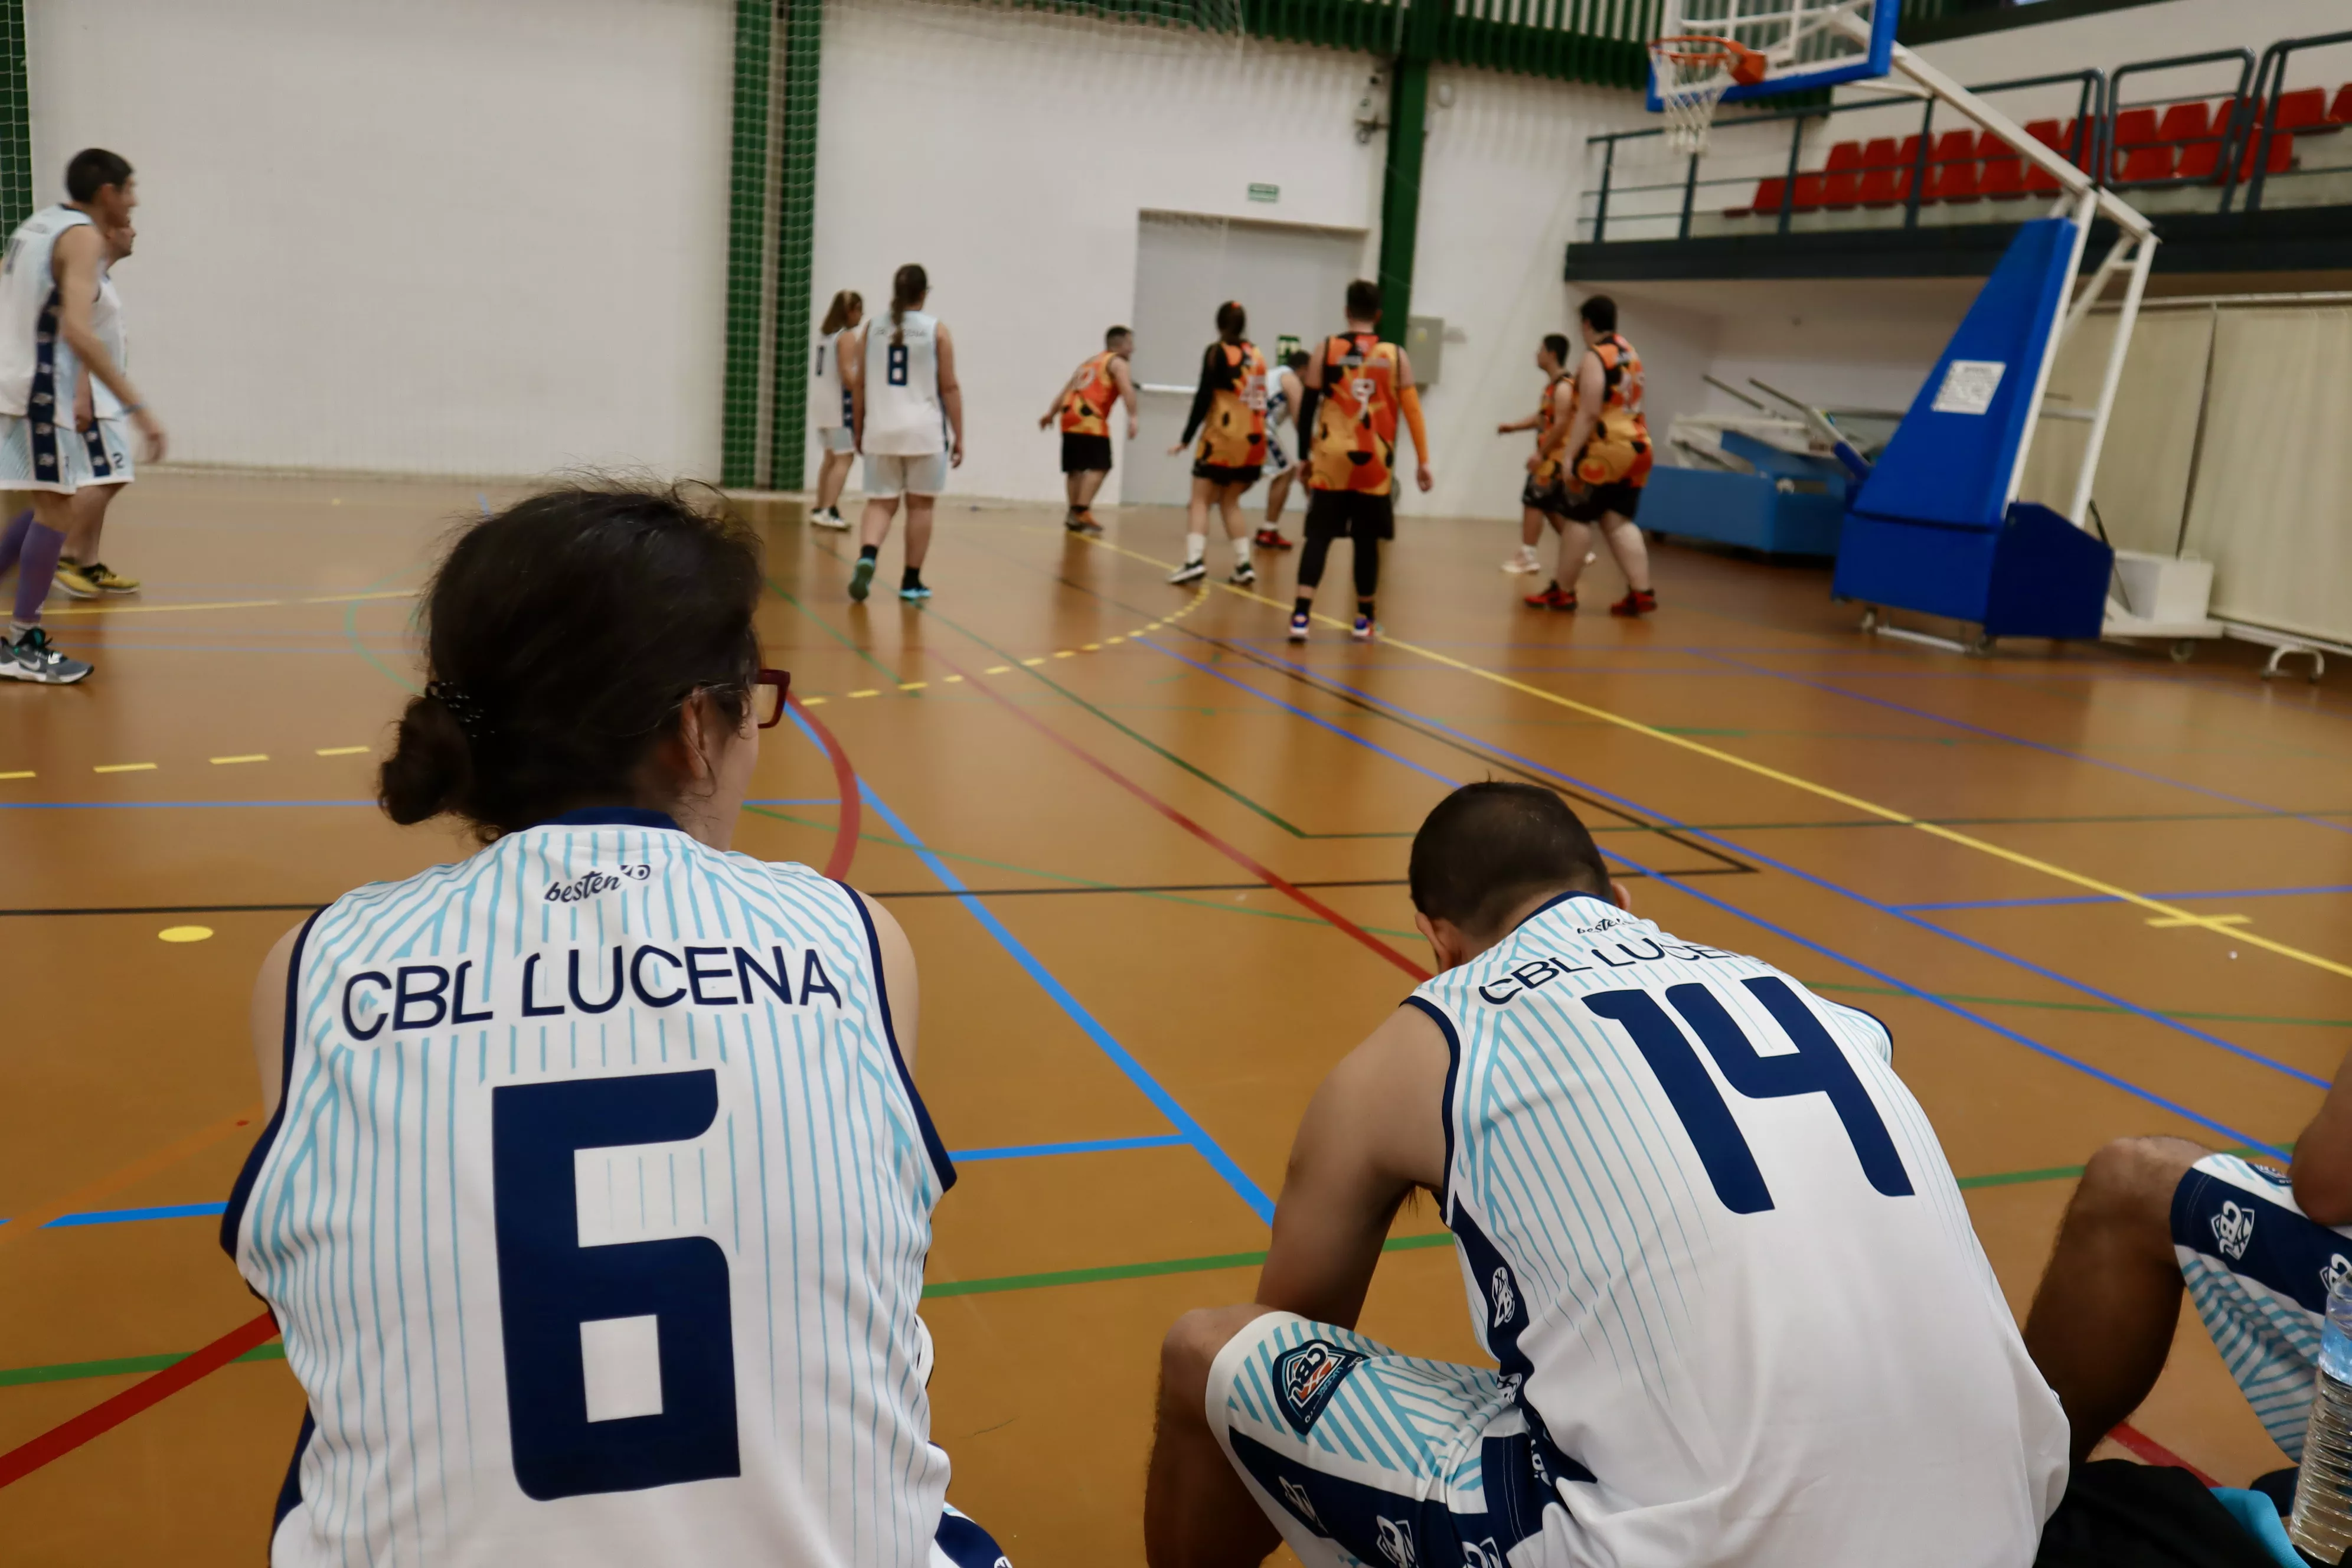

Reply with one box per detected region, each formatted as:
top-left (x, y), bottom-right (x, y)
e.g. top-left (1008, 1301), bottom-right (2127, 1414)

top-left (1650, 34), bottom-right (1769, 156)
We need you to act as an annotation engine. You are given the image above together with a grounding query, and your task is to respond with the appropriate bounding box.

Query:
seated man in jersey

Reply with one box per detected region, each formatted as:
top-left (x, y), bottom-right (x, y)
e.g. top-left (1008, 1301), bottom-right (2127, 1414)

top-left (2023, 1096), bottom-right (2352, 1472)
top-left (1145, 783), bottom-right (2066, 1567)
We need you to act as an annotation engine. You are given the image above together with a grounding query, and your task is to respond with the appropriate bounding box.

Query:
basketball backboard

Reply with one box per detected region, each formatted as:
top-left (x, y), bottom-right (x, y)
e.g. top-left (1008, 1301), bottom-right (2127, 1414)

top-left (1646, 0), bottom-right (1896, 112)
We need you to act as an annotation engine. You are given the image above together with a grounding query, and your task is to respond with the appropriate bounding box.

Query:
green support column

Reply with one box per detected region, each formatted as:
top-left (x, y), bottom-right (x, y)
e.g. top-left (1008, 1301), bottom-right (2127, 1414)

top-left (1376, 1), bottom-right (1435, 341)
top-left (0, 1), bottom-right (31, 237)
top-left (721, 0), bottom-right (776, 489)
top-left (765, 0), bottom-right (822, 492)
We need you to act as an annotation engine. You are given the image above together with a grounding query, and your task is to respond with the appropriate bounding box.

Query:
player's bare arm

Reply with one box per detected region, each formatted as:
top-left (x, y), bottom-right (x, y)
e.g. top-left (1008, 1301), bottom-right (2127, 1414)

top-left (1255, 1005), bottom-right (1451, 1328)
top-left (250, 921), bottom-right (306, 1118)
top-left (1528, 377), bottom-right (1574, 472)
top-left (1395, 347), bottom-right (1433, 494)
top-left (855, 889), bottom-right (922, 1072)
top-left (2291, 1049), bottom-right (2352, 1224)
top-left (1113, 354), bottom-right (1140, 439)
top-left (848, 323), bottom-right (868, 451)
top-left (936, 324), bottom-right (964, 466)
top-left (53, 226), bottom-right (163, 460)
top-left (1041, 361), bottom-right (1085, 429)
top-left (1556, 347), bottom-right (1605, 472)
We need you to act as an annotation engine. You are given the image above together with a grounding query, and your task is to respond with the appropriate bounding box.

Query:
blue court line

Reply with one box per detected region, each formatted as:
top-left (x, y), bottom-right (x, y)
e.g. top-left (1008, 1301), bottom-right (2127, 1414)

top-left (0, 1201), bottom-right (233, 1229)
top-left (1223, 652), bottom-right (2330, 1098)
top-left (949, 1133), bottom-right (1190, 1163)
top-left (784, 707), bottom-right (1276, 1223)
top-left (0, 799), bottom-right (378, 811)
top-left (1131, 638), bottom-right (1461, 788)
top-left (1702, 652), bottom-right (2352, 839)
top-left (1903, 883), bottom-right (2352, 914)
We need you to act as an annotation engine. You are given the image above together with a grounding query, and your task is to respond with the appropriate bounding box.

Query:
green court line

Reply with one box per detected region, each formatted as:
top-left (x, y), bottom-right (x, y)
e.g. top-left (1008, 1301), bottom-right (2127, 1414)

top-left (1956, 1165), bottom-right (2083, 1191)
top-left (0, 1339), bottom-right (283, 1389)
top-left (1808, 979), bottom-right (2352, 1030)
top-left (925, 1231), bottom-right (1455, 1299)
top-left (741, 804), bottom-right (1425, 937)
top-left (766, 577), bottom-right (909, 682)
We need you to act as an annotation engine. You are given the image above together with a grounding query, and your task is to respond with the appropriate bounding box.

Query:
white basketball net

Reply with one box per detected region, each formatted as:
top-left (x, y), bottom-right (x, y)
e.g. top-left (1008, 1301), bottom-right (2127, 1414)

top-left (1651, 40), bottom-right (1744, 156)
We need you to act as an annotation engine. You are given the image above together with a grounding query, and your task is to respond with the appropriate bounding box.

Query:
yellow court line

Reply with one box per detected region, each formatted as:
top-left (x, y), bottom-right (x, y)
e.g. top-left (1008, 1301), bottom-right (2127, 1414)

top-left (210, 754), bottom-right (269, 766)
top-left (0, 770), bottom-right (32, 780)
top-left (92, 762), bottom-right (156, 774)
top-left (1079, 534), bottom-right (2352, 984)
top-left (43, 587), bottom-right (419, 618)
top-left (314, 745), bottom-right (371, 757)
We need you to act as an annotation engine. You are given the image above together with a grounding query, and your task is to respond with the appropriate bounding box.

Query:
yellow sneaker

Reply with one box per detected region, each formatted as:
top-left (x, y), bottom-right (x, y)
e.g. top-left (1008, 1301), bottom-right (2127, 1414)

top-left (51, 557), bottom-right (99, 600)
top-left (83, 561), bottom-right (139, 594)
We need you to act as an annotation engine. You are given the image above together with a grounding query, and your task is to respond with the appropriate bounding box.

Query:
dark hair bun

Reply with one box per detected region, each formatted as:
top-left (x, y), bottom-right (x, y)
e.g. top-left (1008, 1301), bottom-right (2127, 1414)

top-left (379, 692), bottom-right (474, 825)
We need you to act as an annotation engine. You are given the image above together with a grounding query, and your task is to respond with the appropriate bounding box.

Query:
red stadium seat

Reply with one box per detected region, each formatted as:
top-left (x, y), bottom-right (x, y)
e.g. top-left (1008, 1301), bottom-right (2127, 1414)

top-left (2112, 107), bottom-right (2161, 147)
top-left (1823, 140), bottom-right (1864, 209)
top-left (2330, 84), bottom-right (2352, 125)
top-left (1859, 136), bottom-right (1915, 207)
top-left (1977, 129), bottom-right (2025, 199)
top-left (2176, 138), bottom-right (2222, 181)
top-left (1925, 128), bottom-right (1980, 203)
top-left (2023, 120), bottom-right (2068, 194)
top-left (1740, 175), bottom-right (1787, 217)
top-left (2155, 102), bottom-right (2210, 144)
top-left (2117, 143), bottom-right (2175, 184)
top-left (2238, 129), bottom-right (2294, 179)
top-left (2273, 87), bottom-right (2328, 134)
top-left (1791, 172), bottom-right (1828, 211)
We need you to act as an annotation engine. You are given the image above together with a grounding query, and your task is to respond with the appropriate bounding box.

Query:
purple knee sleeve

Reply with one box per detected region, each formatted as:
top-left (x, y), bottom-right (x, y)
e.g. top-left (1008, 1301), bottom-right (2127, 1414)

top-left (15, 520), bottom-right (64, 625)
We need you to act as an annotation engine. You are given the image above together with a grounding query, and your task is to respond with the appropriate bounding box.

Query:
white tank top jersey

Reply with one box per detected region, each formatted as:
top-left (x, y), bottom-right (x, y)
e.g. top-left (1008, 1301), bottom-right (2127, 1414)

top-left (1409, 891), bottom-right (2067, 1566)
top-left (89, 264), bottom-right (126, 418)
top-left (222, 808), bottom-right (959, 1567)
top-left (0, 204), bottom-right (92, 419)
top-left (811, 330), bottom-right (848, 432)
top-left (861, 311), bottom-right (946, 456)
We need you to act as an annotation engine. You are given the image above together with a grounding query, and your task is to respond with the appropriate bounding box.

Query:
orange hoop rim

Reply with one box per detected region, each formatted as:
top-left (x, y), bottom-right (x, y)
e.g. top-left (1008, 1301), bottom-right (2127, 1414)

top-left (1649, 33), bottom-right (1770, 87)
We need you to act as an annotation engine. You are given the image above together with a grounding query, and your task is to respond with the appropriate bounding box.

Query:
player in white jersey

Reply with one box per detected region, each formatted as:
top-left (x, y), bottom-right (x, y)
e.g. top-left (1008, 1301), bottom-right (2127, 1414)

top-left (221, 484), bottom-right (1011, 1567)
top-left (53, 219), bottom-right (143, 597)
top-left (1146, 782), bottom-right (2066, 1567)
top-left (850, 263), bottom-right (962, 603)
top-left (0, 149), bottom-right (165, 683)
top-left (810, 289), bottom-right (863, 531)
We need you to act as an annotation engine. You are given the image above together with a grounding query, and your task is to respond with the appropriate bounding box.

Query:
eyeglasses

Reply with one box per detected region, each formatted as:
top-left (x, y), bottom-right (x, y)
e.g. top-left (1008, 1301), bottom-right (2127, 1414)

top-left (752, 668), bottom-right (792, 729)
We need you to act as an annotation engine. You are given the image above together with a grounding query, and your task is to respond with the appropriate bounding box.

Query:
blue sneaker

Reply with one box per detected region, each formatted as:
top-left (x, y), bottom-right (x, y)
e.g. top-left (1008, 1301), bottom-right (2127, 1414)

top-left (848, 557), bottom-right (876, 602)
top-left (899, 582), bottom-right (932, 602)
top-left (1351, 615), bottom-right (1376, 642)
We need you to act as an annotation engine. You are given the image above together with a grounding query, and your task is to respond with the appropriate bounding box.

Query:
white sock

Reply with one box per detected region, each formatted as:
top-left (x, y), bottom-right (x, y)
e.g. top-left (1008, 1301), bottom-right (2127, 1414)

top-left (9, 620), bottom-right (33, 642)
top-left (1231, 535), bottom-right (1252, 570)
top-left (1184, 532), bottom-right (1206, 564)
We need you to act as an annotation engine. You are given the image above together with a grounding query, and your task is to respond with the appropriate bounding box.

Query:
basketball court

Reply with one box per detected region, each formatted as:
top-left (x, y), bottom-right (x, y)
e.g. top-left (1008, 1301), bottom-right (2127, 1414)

top-left (9, 0), bottom-right (2352, 1557)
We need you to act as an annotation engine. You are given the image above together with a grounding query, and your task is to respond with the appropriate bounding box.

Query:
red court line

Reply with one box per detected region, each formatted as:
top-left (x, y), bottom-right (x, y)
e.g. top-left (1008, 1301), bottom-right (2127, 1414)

top-left (935, 651), bottom-right (1430, 982)
top-left (790, 692), bottom-right (863, 881)
top-left (2108, 1420), bottom-right (2218, 1485)
top-left (0, 1310), bottom-right (279, 1491)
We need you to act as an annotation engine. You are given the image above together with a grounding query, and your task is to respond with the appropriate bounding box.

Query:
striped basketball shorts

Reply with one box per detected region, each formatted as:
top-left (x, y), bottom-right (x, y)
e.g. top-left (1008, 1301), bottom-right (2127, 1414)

top-left (2172, 1152), bottom-right (2352, 1461)
top-left (1207, 1312), bottom-right (1580, 1568)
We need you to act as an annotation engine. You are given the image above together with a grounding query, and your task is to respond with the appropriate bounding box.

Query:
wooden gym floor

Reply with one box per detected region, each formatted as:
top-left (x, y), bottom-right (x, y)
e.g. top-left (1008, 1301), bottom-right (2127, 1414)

top-left (2, 470), bottom-right (2350, 1563)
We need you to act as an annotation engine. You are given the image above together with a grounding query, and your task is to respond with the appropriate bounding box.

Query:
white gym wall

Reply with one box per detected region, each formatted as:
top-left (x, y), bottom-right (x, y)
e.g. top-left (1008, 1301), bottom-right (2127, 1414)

top-left (28, 0), bottom-right (736, 479)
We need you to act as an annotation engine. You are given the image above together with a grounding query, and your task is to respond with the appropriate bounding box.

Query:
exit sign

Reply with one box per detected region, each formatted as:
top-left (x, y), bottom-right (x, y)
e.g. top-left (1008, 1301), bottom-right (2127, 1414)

top-left (1247, 183), bottom-right (1279, 204)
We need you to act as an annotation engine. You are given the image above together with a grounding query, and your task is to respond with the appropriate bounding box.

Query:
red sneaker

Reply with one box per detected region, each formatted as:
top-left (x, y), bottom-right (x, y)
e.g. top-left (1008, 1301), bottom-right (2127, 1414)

top-left (1254, 527), bottom-right (1294, 551)
top-left (1609, 588), bottom-right (1658, 618)
top-left (1523, 584), bottom-right (1577, 611)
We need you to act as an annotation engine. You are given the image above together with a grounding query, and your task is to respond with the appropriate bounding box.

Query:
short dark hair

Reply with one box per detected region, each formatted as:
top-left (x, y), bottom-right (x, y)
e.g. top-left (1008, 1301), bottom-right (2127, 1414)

top-left (1215, 300), bottom-right (1247, 344)
top-left (380, 482), bottom-right (765, 839)
top-left (1106, 324), bottom-right (1133, 348)
top-left (1285, 349), bottom-right (1311, 372)
top-left (1579, 295), bottom-right (1617, 334)
top-left (1345, 278), bottom-right (1382, 321)
top-left (65, 149), bottom-right (132, 203)
top-left (1541, 332), bottom-right (1572, 362)
top-left (1409, 783), bottom-right (1611, 939)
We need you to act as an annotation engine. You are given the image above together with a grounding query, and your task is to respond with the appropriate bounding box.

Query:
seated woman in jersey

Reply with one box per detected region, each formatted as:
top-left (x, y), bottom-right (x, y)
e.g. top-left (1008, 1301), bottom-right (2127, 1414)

top-left (1167, 300), bottom-right (1271, 589)
top-left (220, 484), bottom-right (1008, 1568)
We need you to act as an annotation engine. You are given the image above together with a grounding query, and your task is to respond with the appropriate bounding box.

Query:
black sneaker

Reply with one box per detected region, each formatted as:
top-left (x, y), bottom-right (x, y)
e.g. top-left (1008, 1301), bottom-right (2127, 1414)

top-left (1, 626), bottom-right (92, 684)
top-left (1168, 559), bottom-right (1207, 586)
top-left (1229, 561), bottom-right (1257, 586)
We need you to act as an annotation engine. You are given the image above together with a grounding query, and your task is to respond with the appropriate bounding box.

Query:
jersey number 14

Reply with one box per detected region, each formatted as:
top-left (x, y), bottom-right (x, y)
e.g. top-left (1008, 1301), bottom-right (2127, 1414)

top-left (1585, 977), bottom-right (1913, 1214)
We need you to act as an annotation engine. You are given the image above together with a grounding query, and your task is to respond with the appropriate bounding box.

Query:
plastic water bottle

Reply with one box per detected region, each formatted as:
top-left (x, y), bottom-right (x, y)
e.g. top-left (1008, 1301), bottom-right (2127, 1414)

top-left (2291, 1272), bottom-right (2352, 1561)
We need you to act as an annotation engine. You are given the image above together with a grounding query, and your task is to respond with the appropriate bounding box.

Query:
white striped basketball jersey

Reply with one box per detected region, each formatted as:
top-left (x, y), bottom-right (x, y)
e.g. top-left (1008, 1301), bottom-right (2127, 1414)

top-left (89, 262), bottom-right (126, 418)
top-left (811, 329), bottom-right (848, 432)
top-left (224, 808), bottom-right (958, 1566)
top-left (1410, 892), bottom-right (2065, 1564)
top-left (861, 312), bottom-right (946, 456)
top-left (0, 205), bottom-right (92, 419)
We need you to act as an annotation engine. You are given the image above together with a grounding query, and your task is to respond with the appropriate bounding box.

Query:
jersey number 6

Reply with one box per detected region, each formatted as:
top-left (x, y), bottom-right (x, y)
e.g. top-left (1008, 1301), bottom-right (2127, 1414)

top-left (1584, 978), bottom-right (1913, 1214)
top-left (492, 1069), bottom-right (740, 1500)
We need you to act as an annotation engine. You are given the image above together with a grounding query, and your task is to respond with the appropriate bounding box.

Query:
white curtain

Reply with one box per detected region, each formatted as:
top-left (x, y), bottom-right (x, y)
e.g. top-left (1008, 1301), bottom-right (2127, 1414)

top-left (2181, 307), bottom-right (2352, 642)
top-left (2017, 305), bottom-right (2213, 556)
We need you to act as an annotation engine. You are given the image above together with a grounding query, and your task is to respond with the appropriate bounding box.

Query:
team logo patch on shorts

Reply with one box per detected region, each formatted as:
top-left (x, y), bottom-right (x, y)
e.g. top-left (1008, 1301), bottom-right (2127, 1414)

top-left (1272, 1339), bottom-right (1366, 1435)
top-left (2213, 1201), bottom-right (2257, 1260)
top-left (2325, 1253), bottom-right (2351, 1299)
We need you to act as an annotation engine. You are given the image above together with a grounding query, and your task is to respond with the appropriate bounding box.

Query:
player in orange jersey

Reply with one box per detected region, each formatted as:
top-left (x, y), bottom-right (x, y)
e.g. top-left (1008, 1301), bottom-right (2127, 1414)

top-left (1167, 301), bottom-right (1269, 587)
top-left (1288, 280), bottom-right (1432, 642)
top-left (1042, 325), bottom-right (1137, 537)
top-left (1496, 334), bottom-right (1572, 576)
top-left (1524, 296), bottom-right (1655, 616)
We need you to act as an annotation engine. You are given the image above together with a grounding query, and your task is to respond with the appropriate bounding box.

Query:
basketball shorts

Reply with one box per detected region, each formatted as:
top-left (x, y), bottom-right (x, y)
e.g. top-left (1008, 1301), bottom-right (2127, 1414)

top-left (932, 1503), bottom-right (1012, 1568)
top-left (865, 449), bottom-right (949, 499)
top-left (1061, 432), bottom-right (1112, 475)
top-left (0, 411), bottom-right (90, 494)
top-left (81, 416), bottom-right (133, 487)
top-left (2172, 1152), bottom-right (2352, 1461)
top-left (1557, 481), bottom-right (1642, 526)
top-left (1208, 1312), bottom-right (1580, 1568)
top-left (1304, 488), bottom-right (1395, 544)
top-left (1193, 460), bottom-right (1263, 489)
top-left (1521, 473), bottom-right (1571, 518)
top-left (817, 425), bottom-right (855, 454)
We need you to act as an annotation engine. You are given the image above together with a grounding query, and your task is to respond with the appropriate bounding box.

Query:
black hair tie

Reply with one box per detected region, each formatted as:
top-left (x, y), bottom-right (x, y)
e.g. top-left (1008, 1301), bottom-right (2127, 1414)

top-left (426, 680), bottom-right (491, 741)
